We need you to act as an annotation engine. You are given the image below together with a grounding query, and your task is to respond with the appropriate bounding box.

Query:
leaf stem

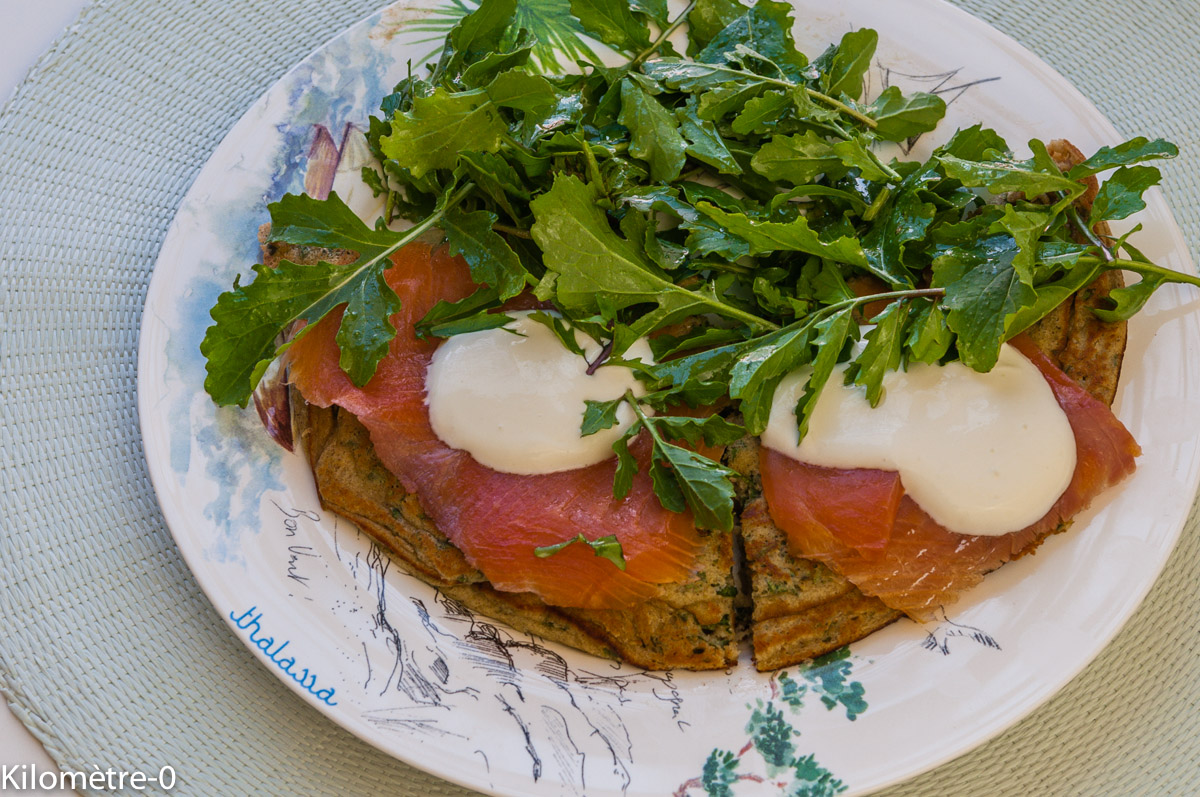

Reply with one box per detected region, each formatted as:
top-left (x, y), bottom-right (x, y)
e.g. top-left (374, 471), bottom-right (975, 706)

top-left (868, 150), bottom-right (903, 183)
top-left (742, 72), bottom-right (880, 129)
top-left (580, 139), bottom-right (607, 195)
top-left (861, 186), bottom-right (892, 221)
top-left (791, 287), bottom-right (945, 334)
top-left (586, 338), bottom-right (615, 375)
top-left (1066, 205), bottom-right (1113, 262)
top-left (493, 223), bottom-right (532, 239)
top-left (384, 190), bottom-right (397, 226)
top-left (690, 259), bottom-right (755, 275)
top-left (630, 0), bottom-right (698, 69)
top-left (1103, 257), bottom-right (1200, 289)
top-left (404, 182), bottom-right (476, 241)
top-left (714, 293), bottom-right (782, 332)
top-left (309, 183), bottom-right (477, 321)
top-left (624, 389), bottom-right (661, 442)
top-left (805, 87), bottom-right (879, 129)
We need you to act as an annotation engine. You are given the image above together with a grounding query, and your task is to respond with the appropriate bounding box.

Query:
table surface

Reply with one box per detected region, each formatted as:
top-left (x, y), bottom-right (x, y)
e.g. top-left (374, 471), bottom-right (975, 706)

top-left (1, 1), bottom-right (86, 792)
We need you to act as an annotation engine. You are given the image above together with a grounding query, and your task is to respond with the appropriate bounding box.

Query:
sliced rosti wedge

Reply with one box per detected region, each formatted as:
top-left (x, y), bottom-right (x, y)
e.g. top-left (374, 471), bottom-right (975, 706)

top-left (757, 336), bottom-right (1139, 621)
top-left (739, 139), bottom-right (1136, 669)
top-left (286, 241), bottom-right (711, 612)
top-left (294, 398), bottom-right (738, 670)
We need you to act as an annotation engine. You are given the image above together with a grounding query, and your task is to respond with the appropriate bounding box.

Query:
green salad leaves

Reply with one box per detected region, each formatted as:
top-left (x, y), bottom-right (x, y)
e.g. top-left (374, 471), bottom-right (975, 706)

top-left (202, 0), bottom-right (1198, 541)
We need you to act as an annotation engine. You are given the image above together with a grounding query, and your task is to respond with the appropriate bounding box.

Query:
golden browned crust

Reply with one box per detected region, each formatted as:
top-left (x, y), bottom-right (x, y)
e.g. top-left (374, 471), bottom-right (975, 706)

top-left (294, 397), bottom-right (738, 670)
top-left (296, 397), bottom-right (484, 588)
top-left (743, 497), bottom-right (901, 671)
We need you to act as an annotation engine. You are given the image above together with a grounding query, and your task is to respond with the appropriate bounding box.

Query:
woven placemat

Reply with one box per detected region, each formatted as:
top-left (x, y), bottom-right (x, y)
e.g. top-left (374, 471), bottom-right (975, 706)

top-left (1, 1), bottom-right (1196, 795)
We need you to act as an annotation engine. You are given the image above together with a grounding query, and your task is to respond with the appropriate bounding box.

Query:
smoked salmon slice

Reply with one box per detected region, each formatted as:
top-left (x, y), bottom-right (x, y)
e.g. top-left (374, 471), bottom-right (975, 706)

top-left (287, 242), bottom-right (704, 609)
top-left (760, 335), bottom-right (1141, 620)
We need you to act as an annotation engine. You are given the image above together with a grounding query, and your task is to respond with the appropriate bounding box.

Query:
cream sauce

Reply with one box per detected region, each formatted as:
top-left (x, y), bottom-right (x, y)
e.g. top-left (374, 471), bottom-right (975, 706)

top-left (425, 311), bottom-right (652, 474)
top-left (762, 344), bottom-right (1077, 536)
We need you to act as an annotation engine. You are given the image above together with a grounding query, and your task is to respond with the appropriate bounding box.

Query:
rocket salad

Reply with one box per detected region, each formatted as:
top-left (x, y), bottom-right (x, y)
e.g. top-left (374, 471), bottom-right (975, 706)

top-left (201, 0), bottom-right (1197, 533)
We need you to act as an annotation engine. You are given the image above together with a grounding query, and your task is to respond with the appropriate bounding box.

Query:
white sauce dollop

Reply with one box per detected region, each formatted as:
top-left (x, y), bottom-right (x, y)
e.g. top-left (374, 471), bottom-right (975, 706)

top-left (425, 311), bottom-right (652, 474)
top-left (761, 344), bottom-right (1077, 536)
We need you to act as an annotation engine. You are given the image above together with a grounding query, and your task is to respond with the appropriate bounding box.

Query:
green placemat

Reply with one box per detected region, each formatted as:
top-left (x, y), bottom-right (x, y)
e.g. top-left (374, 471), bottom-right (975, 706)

top-left (1, 1), bottom-right (1197, 795)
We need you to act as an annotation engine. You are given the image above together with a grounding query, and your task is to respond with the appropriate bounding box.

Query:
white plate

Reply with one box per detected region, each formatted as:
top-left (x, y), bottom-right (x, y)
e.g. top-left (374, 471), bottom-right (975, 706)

top-left (136, 1), bottom-right (1200, 794)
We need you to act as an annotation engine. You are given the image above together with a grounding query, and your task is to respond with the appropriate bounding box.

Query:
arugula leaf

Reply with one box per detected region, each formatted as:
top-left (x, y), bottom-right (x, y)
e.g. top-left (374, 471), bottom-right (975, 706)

top-left (382, 69), bottom-right (557, 181)
top-left (486, 69), bottom-right (561, 114)
top-left (676, 98), bottom-right (741, 173)
top-left (1090, 165), bottom-right (1161, 224)
top-left (905, 299), bottom-right (953, 364)
top-left (1004, 260), bottom-right (1103, 336)
top-left (1067, 137), bottom-right (1178, 178)
top-left (768, 184), bottom-right (868, 214)
top-left (652, 438), bottom-right (739, 531)
top-left (1093, 275), bottom-right (1164, 322)
top-left (380, 87), bottom-right (506, 178)
top-left (630, 0), bottom-right (670, 27)
top-left (612, 427), bottom-right (640, 498)
top-left (937, 124), bottom-right (1010, 160)
top-left (823, 28), bottom-right (877, 99)
top-left (526, 310), bottom-right (589, 357)
top-left (460, 29), bottom-right (537, 87)
top-left (422, 308), bottom-right (514, 338)
top-left (934, 243), bottom-right (1036, 371)
top-left (993, 204), bottom-right (1049, 276)
top-left (433, 0), bottom-right (518, 84)
top-left (617, 399), bottom-right (740, 532)
top-left (581, 397), bottom-right (624, 436)
top-left (682, 182), bottom-right (752, 212)
top-left (652, 413), bottom-right (747, 447)
top-left (450, 0), bottom-right (517, 56)
top-left (730, 90), bottom-right (791, 134)
top-left (531, 175), bottom-right (774, 337)
top-left (570, 0), bottom-right (652, 54)
top-left (202, 187), bottom-right (471, 406)
top-left (697, 81), bottom-right (772, 120)
top-left (619, 184), bottom-right (701, 221)
top-left (868, 86), bottom-right (946, 141)
top-left (794, 309), bottom-right (855, 440)
top-left (751, 131), bottom-right (842, 185)
top-left (845, 300), bottom-right (909, 405)
top-left (456, 150), bottom-right (528, 220)
top-left (640, 341), bottom-right (744, 391)
top-left (695, 201), bottom-right (870, 266)
top-left (1088, 259), bottom-right (1200, 323)
top-left (441, 207), bottom-right (528, 299)
top-left (860, 187), bottom-right (934, 287)
top-left (417, 285), bottom-right (504, 339)
top-left (802, 258), bottom-right (856, 305)
top-left (697, 0), bottom-right (808, 83)
top-left (641, 58), bottom-right (747, 92)
top-left (618, 78), bottom-right (688, 182)
top-left (534, 533), bottom-right (627, 570)
top-left (938, 149), bottom-right (1083, 198)
top-left (650, 326), bottom-right (748, 360)
top-left (729, 321), bottom-right (814, 434)
top-left (831, 138), bottom-right (895, 182)
top-left (686, 0), bottom-right (748, 54)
